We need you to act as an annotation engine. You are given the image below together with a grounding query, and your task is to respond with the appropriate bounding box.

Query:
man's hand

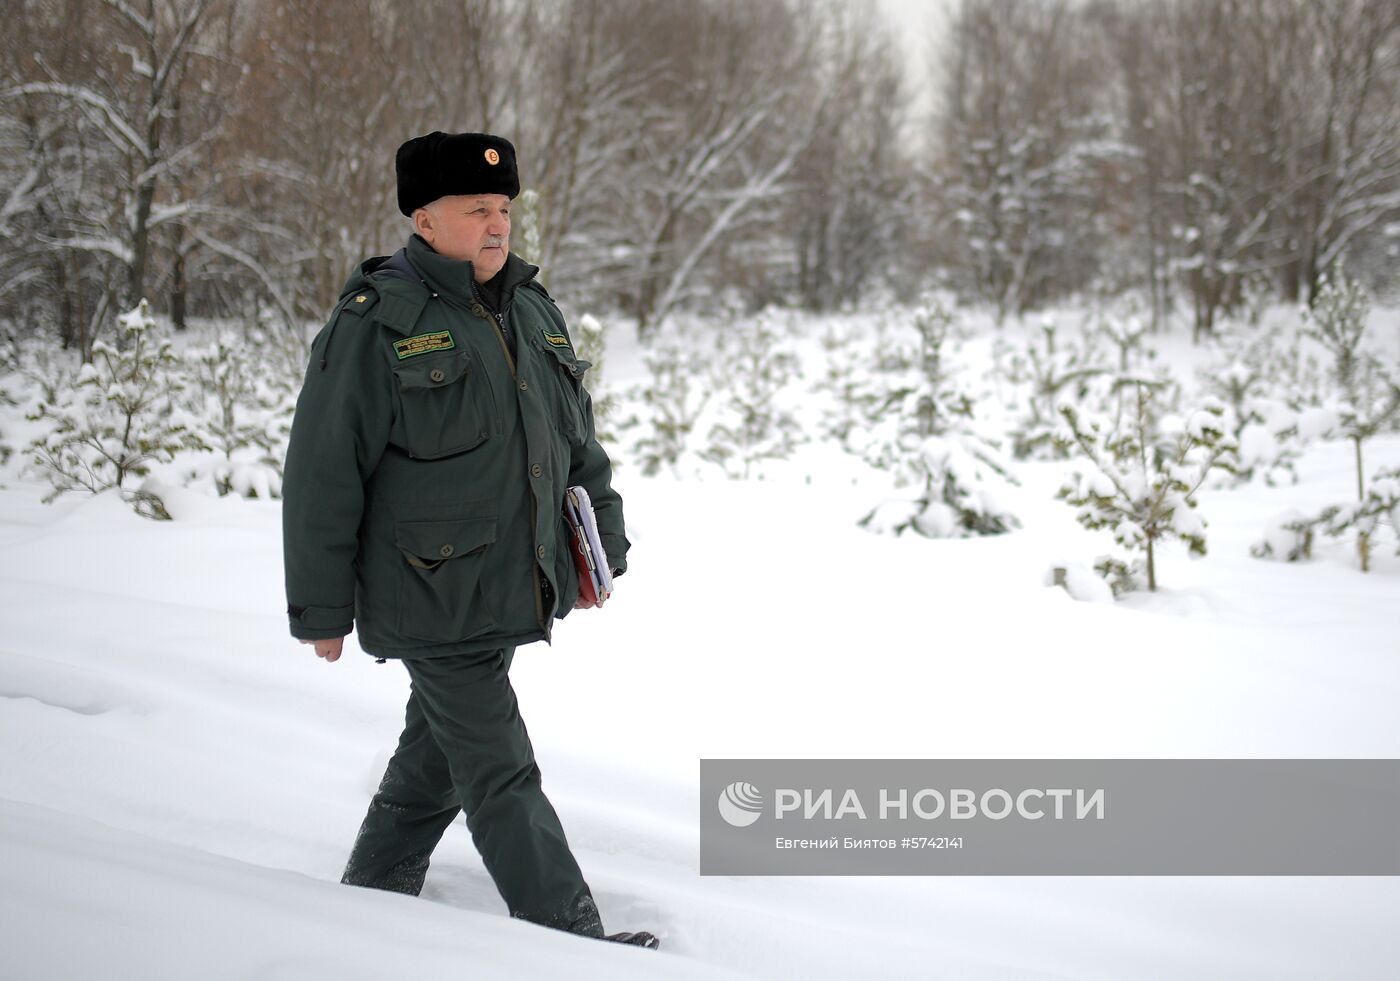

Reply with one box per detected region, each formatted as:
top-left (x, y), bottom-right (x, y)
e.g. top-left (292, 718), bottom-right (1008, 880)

top-left (574, 570), bottom-right (619, 610)
top-left (301, 637), bottom-right (344, 662)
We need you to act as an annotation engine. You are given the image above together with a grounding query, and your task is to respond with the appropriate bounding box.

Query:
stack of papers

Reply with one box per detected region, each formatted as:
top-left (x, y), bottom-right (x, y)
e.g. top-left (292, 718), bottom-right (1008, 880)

top-left (564, 485), bottom-right (613, 607)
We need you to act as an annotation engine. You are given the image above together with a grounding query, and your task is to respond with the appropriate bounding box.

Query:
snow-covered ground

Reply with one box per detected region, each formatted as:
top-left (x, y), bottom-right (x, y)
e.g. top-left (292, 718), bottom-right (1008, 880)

top-left (2, 304), bottom-right (1399, 979)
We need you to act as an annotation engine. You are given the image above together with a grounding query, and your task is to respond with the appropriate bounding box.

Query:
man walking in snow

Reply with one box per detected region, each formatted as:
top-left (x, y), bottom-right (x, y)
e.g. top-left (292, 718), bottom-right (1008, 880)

top-left (281, 131), bottom-right (656, 949)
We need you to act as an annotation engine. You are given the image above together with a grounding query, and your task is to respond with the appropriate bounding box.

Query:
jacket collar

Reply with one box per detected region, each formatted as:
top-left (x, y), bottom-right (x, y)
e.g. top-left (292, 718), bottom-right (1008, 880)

top-left (404, 234), bottom-right (538, 308)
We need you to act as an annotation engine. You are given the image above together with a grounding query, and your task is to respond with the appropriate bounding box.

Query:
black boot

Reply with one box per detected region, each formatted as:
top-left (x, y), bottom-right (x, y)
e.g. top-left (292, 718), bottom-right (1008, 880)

top-left (605, 931), bottom-right (660, 950)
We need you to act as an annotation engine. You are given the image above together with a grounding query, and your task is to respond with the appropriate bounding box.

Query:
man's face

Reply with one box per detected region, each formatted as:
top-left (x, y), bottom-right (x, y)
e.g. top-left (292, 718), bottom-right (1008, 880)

top-left (415, 193), bottom-right (512, 282)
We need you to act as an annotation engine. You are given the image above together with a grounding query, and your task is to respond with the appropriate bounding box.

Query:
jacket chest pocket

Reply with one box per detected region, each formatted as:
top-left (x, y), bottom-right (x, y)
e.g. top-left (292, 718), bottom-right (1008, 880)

top-left (533, 340), bottom-right (591, 441)
top-left (391, 351), bottom-right (494, 459)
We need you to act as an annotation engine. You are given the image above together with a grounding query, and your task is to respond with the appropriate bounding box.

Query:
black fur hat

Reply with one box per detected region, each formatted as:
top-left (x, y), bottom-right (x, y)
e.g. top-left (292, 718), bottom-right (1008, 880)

top-left (395, 131), bottom-right (520, 216)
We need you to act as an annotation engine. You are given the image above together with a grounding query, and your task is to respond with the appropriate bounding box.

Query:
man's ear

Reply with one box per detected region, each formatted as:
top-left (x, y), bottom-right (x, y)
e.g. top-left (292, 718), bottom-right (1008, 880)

top-left (412, 205), bottom-right (434, 243)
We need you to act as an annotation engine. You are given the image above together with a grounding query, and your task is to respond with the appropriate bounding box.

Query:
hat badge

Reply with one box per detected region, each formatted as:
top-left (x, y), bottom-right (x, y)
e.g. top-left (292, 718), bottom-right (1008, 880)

top-left (484, 148), bottom-right (500, 166)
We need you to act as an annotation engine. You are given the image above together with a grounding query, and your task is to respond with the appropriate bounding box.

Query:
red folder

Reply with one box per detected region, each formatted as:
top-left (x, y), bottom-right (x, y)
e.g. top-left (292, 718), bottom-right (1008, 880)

top-left (564, 486), bottom-right (612, 606)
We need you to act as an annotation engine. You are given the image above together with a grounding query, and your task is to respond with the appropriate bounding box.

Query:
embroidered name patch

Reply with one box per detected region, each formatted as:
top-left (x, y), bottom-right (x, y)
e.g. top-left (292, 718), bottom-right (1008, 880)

top-left (542, 330), bottom-right (571, 348)
top-left (394, 330), bottom-right (456, 360)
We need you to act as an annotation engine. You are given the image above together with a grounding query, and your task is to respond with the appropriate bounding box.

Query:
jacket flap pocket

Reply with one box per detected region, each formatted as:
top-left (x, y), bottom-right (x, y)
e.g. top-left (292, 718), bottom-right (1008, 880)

top-left (393, 351), bottom-right (469, 390)
top-left (540, 340), bottom-right (591, 379)
top-left (395, 517), bottom-right (497, 562)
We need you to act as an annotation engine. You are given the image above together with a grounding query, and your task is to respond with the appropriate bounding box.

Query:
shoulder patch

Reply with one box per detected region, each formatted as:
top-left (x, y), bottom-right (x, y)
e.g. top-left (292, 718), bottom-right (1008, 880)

top-left (337, 288), bottom-right (377, 318)
top-left (394, 330), bottom-right (456, 360)
top-left (542, 328), bottom-right (571, 348)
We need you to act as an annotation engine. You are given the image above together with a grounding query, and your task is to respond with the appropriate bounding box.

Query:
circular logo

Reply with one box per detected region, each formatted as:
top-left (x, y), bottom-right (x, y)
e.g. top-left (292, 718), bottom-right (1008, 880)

top-left (717, 781), bottom-right (764, 828)
top-left (484, 148), bottom-right (500, 166)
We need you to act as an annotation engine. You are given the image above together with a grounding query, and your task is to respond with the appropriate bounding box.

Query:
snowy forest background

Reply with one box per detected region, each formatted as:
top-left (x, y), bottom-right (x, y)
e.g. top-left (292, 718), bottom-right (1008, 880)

top-left (4, 0), bottom-right (1400, 340)
top-left (2, 0), bottom-right (1398, 593)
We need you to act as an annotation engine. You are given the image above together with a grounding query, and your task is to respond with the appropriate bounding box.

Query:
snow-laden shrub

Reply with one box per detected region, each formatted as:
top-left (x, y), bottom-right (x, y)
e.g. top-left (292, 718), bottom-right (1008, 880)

top-left (1093, 307), bottom-right (1154, 375)
top-left (1006, 317), bottom-right (1106, 460)
top-left (858, 303), bottom-right (1020, 537)
top-left (1199, 352), bottom-right (1305, 487)
top-left (1250, 509), bottom-right (1315, 563)
top-left (1286, 271), bottom-right (1400, 570)
top-left (1057, 382), bottom-right (1238, 593)
top-left (25, 300), bottom-right (206, 511)
top-left (1254, 466), bottom-right (1400, 572)
top-left (573, 313), bottom-right (620, 443)
top-left (1303, 267), bottom-right (1371, 394)
top-left (182, 332), bottom-right (294, 498)
top-left (701, 311), bottom-right (803, 479)
top-left (624, 341), bottom-right (714, 477)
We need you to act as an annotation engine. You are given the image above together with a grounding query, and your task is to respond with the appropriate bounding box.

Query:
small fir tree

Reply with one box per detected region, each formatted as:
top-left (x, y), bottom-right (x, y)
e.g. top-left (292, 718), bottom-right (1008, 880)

top-left (1199, 351), bottom-right (1304, 487)
top-left (859, 303), bottom-right (1020, 537)
top-left (573, 313), bottom-right (618, 444)
top-left (1057, 382), bottom-right (1237, 592)
top-left (1254, 466), bottom-right (1400, 568)
top-left (1302, 267), bottom-right (1369, 393)
top-left (626, 341), bottom-right (713, 477)
top-left (1007, 317), bottom-right (1106, 460)
top-left (513, 188), bottom-right (545, 268)
top-left (26, 300), bottom-right (206, 510)
top-left (1299, 270), bottom-right (1400, 570)
top-left (185, 332), bottom-right (294, 498)
top-left (701, 312), bottom-right (803, 479)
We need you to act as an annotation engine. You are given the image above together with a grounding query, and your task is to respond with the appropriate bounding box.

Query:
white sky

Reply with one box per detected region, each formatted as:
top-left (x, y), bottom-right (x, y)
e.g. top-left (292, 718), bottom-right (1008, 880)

top-left (874, 0), bottom-right (957, 123)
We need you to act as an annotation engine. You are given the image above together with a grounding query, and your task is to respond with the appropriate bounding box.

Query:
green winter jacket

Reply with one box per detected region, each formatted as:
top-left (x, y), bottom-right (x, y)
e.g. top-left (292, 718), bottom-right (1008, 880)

top-left (282, 235), bottom-right (628, 658)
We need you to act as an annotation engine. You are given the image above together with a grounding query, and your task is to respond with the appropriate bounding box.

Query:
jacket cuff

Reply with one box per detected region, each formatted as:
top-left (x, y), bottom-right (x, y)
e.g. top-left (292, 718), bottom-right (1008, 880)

top-left (288, 603), bottom-right (354, 640)
top-left (601, 534), bottom-right (628, 578)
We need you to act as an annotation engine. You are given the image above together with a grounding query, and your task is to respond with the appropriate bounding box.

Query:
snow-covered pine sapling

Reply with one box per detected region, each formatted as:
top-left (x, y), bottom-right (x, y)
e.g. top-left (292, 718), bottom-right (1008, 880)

top-left (822, 312), bottom-right (904, 454)
top-left (574, 313), bottom-right (619, 442)
top-left (1095, 309), bottom-right (1153, 375)
top-left (512, 188), bottom-right (545, 267)
top-left (859, 302), bottom-right (1020, 537)
top-left (1199, 347), bottom-right (1303, 487)
top-left (1008, 317), bottom-right (1106, 460)
top-left (1310, 467), bottom-right (1400, 569)
top-left (1253, 466), bottom-right (1400, 567)
top-left (1302, 267), bottom-right (1370, 394)
top-left (26, 299), bottom-right (206, 510)
top-left (186, 332), bottom-right (292, 498)
top-left (1300, 270), bottom-right (1400, 570)
top-left (627, 341), bottom-right (713, 477)
top-left (1057, 382), bottom-right (1237, 592)
top-left (701, 312), bottom-right (803, 479)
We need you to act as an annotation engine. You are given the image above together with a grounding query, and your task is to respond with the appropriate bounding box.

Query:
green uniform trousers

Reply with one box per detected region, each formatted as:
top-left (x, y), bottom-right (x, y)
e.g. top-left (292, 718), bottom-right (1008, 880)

top-left (340, 648), bottom-right (602, 936)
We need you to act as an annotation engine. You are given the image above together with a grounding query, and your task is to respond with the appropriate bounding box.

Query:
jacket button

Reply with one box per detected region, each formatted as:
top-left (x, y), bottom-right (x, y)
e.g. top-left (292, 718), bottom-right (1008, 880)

top-left (439, 544), bottom-right (454, 558)
top-left (471, 304), bottom-right (487, 318)
top-left (537, 544), bottom-right (546, 560)
top-left (530, 463), bottom-right (543, 478)
top-left (519, 380), bottom-right (529, 391)
top-left (429, 368), bottom-right (445, 383)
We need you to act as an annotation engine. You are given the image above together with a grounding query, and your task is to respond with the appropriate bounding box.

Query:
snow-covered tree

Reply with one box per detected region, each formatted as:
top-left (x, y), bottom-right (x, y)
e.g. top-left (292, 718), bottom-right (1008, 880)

top-left (1254, 466), bottom-right (1400, 571)
top-left (183, 332), bottom-right (292, 499)
top-left (701, 312), bottom-right (803, 479)
top-left (570, 312), bottom-right (621, 448)
top-left (1095, 309), bottom-right (1153, 375)
top-left (859, 303), bottom-right (1020, 537)
top-left (931, 0), bottom-right (1121, 320)
top-left (1299, 270), bottom-right (1400, 568)
top-left (626, 341), bottom-right (713, 477)
top-left (1199, 320), bottom-right (1312, 487)
top-left (1007, 317), bottom-right (1106, 460)
top-left (26, 300), bottom-right (204, 510)
top-left (1057, 383), bottom-right (1237, 592)
top-left (1303, 267), bottom-right (1371, 393)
